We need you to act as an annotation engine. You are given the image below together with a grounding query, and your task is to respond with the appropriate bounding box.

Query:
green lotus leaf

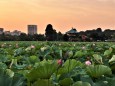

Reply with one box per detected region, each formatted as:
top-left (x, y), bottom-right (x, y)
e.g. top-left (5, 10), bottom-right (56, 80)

top-left (14, 48), bottom-right (25, 56)
top-left (86, 65), bottom-right (112, 78)
top-left (65, 51), bottom-right (73, 58)
top-left (29, 55), bottom-right (39, 64)
top-left (104, 48), bottom-right (112, 56)
top-left (109, 55), bottom-right (115, 63)
top-left (0, 70), bottom-right (24, 86)
top-left (93, 54), bottom-right (103, 64)
top-left (59, 78), bottom-right (73, 86)
top-left (0, 55), bottom-right (8, 62)
top-left (109, 62), bottom-right (115, 72)
top-left (40, 46), bottom-right (48, 52)
top-left (58, 59), bottom-right (82, 74)
top-left (26, 60), bottom-right (58, 81)
top-left (14, 64), bottom-right (27, 70)
top-left (72, 81), bottom-right (91, 86)
top-left (74, 51), bottom-right (84, 58)
top-left (33, 79), bottom-right (54, 86)
top-left (6, 69), bottom-right (14, 78)
top-left (25, 47), bottom-right (31, 51)
top-left (0, 62), bottom-right (7, 69)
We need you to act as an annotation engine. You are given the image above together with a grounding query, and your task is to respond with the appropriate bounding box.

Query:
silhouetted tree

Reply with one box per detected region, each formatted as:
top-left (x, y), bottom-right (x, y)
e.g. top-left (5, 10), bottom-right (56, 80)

top-left (19, 33), bottom-right (28, 41)
top-left (45, 24), bottom-right (57, 41)
top-left (96, 28), bottom-right (102, 32)
top-left (34, 34), bottom-right (46, 41)
top-left (57, 31), bottom-right (63, 41)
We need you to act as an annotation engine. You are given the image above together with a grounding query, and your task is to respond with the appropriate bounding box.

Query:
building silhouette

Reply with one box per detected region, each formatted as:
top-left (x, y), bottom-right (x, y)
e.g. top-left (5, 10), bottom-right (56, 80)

top-left (28, 25), bottom-right (37, 35)
top-left (66, 27), bottom-right (78, 41)
top-left (0, 28), bottom-right (4, 34)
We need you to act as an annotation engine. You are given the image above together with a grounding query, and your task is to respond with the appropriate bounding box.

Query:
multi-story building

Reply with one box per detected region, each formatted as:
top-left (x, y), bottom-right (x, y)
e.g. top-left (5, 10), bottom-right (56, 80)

top-left (66, 28), bottom-right (78, 41)
top-left (0, 28), bottom-right (4, 34)
top-left (11, 30), bottom-right (21, 36)
top-left (28, 25), bottom-right (37, 35)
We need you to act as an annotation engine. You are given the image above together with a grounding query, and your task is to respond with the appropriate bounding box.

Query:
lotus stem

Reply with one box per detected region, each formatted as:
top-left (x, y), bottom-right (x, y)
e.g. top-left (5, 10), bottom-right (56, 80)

top-left (68, 59), bottom-right (70, 73)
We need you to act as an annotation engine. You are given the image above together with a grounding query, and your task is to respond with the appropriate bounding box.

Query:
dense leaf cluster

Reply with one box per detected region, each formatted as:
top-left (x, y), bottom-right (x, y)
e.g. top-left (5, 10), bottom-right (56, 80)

top-left (0, 42), bottom-right (115, 86)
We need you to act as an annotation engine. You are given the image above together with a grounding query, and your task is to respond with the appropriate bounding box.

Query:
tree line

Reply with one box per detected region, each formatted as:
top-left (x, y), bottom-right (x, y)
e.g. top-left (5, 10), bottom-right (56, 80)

top-left (0, 24), bottom-right (115, 41)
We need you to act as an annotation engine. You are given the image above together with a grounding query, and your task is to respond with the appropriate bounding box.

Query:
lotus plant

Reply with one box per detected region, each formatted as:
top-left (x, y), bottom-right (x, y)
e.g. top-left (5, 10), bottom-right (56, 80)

top-left (85, 60), bottom-right (91, 66)
top-left (57, 59), bottom-right (63, 66)
top-left (31, 45), bottom-right (35, 49)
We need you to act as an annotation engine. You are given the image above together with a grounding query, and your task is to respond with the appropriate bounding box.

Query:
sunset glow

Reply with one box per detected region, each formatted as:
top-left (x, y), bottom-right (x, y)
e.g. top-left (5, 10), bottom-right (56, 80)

top-left (0, 0), bottom-right (115, 34)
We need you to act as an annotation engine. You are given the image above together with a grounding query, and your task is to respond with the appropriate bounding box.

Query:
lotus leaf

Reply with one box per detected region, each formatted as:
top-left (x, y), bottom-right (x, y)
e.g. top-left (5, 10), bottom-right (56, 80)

top-left (33, 79), bottom-right (54, 86)
top-left (86, 65), bottom-right (112, 78)
top-left (104, 48), bottom-right (112, 56)
top-left (109, 55), bottom-right (115, 63)
top-left (58, 59), bottom-right (82, 74)
top-left (26, 60), bottom-right (58, 81)
top-left (74, 51), bottom-right (84, 58)
top-left (72, 81), bottom-right (91, 86)
top-left (59, 78), bottom-right (73, 86)
top-left (93, 54), bottom-right (103, 64)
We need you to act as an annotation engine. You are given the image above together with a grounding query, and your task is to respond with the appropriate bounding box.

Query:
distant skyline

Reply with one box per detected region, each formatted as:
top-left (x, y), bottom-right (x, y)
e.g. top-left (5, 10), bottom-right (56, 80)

top-left (0, 0), bottom-right (115, 34)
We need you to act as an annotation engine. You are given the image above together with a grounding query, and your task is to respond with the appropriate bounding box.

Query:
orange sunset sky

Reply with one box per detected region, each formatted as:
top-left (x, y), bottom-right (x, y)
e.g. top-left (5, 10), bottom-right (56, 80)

top-left (0, 0), bottom-right (115, 34)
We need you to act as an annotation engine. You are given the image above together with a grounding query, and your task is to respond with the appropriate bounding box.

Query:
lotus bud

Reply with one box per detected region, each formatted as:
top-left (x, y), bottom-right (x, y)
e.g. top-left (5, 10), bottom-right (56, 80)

top-left (85, 60), bottom-right (91, 66)
top-left (31, 45), bottom-right (35, 49)
top-left (93, 43), bottom-right (95, 46)
top-left (57, 59), bottom-right (63, 65)
top-left (82, 46), bottom-right (86, 50)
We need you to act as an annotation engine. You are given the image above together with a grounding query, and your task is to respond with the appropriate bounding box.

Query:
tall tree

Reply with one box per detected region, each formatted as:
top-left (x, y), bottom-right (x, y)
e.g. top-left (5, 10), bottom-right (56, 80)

top-left (45, 24), bottom-right (57, 41)
top-left (57, 31), bottom-right (63, 41)
top-left (96, 28), bottom-right (102, 32)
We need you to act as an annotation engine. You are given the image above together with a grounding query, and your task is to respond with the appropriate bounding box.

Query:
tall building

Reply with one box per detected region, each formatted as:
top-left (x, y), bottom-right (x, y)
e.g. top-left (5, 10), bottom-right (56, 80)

top-left (0, 28), bottom-right (4, 34)
top-left (28, 25), bottom-right (37, 35)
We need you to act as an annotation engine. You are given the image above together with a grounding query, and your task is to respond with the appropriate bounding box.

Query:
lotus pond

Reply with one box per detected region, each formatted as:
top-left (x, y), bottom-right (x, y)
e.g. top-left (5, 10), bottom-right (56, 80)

top-left (0, 41), bottom-right (115, 86)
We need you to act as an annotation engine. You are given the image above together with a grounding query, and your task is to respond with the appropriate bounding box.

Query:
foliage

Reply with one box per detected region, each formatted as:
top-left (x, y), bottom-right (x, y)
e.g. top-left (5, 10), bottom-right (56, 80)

top-left (0, 42), bottom-right (115, 86)
top-left (86, 65), bottom-right (112, 78)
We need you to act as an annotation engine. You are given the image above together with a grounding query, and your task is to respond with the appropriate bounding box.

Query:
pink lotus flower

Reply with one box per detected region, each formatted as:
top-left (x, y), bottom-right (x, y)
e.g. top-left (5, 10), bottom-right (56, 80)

top-left (31, 45), bottom-right (35, 49)
top-left (57, 59), bottom-right (63, 65)
top-left (85, 60), bottom-right (91, 66)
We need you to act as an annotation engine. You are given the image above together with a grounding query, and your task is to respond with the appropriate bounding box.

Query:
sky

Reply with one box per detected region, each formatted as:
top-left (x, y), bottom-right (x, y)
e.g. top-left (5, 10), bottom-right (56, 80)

top-left (0, 0), bottom-right (115, 34)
